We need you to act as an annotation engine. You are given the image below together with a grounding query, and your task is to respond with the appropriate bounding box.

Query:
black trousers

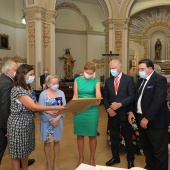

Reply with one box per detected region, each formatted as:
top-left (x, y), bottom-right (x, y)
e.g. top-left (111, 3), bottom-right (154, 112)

top-left (108, 116), bottom-right (134, 162)
top-left (0, 129), bottom-right (7, 164)
top-left (138, 125), bottom-right (168, 170)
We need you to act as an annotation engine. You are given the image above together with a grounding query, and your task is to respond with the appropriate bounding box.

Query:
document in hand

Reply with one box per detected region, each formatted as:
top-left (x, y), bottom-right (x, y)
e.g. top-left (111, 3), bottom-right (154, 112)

top-left (59, 97), bottom-right (103, 114)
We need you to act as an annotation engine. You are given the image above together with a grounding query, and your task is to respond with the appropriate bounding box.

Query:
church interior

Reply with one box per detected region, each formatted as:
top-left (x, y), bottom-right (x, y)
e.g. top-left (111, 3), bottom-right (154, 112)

top-left (0, 0), bottom-right (170, 169)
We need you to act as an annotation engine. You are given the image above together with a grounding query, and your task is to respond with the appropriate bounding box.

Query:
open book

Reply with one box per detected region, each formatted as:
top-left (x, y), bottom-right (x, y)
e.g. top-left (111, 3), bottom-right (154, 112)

top-left (76, 164), bottom-right (146, 170)
top-left (59, 97), bottom-right (103, 114)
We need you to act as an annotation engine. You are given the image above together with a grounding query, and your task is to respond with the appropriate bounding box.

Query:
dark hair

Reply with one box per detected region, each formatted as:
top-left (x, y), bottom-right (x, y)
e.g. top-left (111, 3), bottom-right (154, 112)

top-left (84, 62), bottom-right (96, 72)
top-left (14, 64), bottom-right (34, 90)
top-left (138, 59), bottom-right (154, 69)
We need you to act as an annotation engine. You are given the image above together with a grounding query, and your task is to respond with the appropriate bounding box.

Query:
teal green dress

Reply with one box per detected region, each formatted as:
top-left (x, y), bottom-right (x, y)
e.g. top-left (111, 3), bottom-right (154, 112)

top-left (74, 76), bottom-right (99, 136)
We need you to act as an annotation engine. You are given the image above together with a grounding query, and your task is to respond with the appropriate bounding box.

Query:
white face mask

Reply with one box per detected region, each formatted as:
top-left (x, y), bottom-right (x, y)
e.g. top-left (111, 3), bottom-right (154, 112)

top-left (51, 84), bottom-right (59, 91)
top-left (84, 72), bottom-right (93, 79)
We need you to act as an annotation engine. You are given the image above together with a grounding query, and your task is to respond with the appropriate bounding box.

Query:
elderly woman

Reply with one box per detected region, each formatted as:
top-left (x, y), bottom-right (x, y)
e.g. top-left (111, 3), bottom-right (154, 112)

top-left (39, 75), bottom-right (66, 170)
top-left (7, 64), bottom-right (65, 170)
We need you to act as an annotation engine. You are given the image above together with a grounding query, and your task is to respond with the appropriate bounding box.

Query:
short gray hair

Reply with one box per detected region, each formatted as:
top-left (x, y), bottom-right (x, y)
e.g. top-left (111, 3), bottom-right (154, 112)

top-left (1, 60), bottom-right (15, 74)
top-left (110, 59), bottom-right (122, 67)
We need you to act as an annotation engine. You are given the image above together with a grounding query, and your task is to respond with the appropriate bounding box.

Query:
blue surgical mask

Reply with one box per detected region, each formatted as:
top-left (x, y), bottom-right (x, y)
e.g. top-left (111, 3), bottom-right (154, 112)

top-left (139, 71), bottom-right (147, 79)
top-left (44, 71), bottom-right (48, 74)
top-left (51, 84), bottom-right (59, 91)
top-left (26, 76), bottom-right (35, 84)
top-left (110, 69), bottom-right (118, 77)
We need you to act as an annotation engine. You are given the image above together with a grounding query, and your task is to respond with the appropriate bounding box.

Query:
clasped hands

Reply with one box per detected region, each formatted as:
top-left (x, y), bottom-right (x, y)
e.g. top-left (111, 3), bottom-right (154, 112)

top-left (107, 102), bottom-right (122, 117)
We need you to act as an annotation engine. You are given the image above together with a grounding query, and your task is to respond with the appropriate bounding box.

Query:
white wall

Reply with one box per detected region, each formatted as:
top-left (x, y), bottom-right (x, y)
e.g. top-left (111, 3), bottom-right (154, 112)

top-left (87, 34), bottom-right (105, 61)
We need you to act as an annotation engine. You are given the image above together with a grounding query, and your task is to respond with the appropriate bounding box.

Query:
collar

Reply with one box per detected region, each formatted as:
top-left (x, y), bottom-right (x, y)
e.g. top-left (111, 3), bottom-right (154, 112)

top-left (146, 71), bottom-right (154, 81)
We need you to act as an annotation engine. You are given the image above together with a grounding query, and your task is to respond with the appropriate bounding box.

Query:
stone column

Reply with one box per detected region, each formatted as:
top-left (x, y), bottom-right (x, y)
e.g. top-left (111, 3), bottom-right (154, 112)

top-left (23, 6), bottom-right (57, 89)
top-left (103, 18), bottom-right (130, 78)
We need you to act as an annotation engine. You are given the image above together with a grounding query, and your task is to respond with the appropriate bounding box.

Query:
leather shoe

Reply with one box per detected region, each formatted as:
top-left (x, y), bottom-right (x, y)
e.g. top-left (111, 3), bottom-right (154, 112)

top-left (106, 158), bottom-right (120, 166)
top-left (128, 161), bottom-right (134, 169)
top-left (28, 159), bottom-right (35, 166)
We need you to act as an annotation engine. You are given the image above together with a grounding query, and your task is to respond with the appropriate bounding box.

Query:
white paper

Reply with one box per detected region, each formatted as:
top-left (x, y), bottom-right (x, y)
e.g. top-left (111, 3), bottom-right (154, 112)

top-left (95, 165), bottom-right (128, 170)
top-left (75, 163), bottom-right (95, 170)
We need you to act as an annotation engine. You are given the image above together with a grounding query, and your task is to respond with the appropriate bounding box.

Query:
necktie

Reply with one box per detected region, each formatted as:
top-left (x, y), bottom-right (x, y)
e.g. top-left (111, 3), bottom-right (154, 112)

top-left (136, 79), bottom-right (147, 100)
top-left (114, 76), bottom-right (119, 92)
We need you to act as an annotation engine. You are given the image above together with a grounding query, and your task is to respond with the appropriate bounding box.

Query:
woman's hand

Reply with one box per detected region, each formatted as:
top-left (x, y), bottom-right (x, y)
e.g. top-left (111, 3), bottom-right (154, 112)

top-left (54, 106), bottom-right (66, 111)
top-left (49, 118), bottom-right (59, 127)
top-left (94, 100), bottom-right (101, 106)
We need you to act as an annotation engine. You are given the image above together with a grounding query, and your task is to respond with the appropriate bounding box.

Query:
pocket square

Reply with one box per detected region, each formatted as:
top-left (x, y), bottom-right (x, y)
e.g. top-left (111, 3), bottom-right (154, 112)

top-left (147, 86), bottom-right (153, 88)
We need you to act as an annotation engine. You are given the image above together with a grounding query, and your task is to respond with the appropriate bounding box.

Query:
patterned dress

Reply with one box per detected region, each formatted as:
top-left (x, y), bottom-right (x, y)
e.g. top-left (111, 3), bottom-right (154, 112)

top-left (74, 76), bottom-right (99, 136)
top-left (7, 86), bottom-right (36, 159)
top-left (39, 89), bottom-right (66, 142)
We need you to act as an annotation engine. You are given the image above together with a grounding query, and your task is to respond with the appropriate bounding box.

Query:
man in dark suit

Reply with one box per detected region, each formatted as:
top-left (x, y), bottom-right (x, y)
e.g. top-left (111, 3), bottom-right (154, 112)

top-left (103, 59), bottom-right (135, 169)
top-left (0, 60), bottom-right (35, 166)
top-left (40, 67), bottom-right (49, 89)
top-left (128, 59), bottom-right (169, 170)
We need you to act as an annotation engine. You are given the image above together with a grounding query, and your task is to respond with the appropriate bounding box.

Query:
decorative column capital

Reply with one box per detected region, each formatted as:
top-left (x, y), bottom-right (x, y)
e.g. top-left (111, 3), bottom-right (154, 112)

top-left (23, 6), bottom-right (57, 24)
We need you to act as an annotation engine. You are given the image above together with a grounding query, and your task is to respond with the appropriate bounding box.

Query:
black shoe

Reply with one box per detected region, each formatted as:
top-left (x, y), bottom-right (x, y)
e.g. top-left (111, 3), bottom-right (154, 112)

top-left (128, 161), bottom-right (134, 169)
top-left (28, 159), bottom-right (35, 166)
top-left (105, 158), bottom-right (120, 166)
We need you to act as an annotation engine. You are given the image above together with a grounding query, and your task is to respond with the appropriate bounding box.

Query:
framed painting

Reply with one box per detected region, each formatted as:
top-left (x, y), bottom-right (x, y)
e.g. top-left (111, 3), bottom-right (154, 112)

top-left (0, 34), bottom-right (10, 50)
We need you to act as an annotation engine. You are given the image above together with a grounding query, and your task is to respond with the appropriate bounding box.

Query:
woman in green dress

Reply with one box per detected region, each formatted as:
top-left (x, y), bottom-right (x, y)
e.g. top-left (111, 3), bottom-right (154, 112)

top-left (73, 62), bottom-right (101, 166)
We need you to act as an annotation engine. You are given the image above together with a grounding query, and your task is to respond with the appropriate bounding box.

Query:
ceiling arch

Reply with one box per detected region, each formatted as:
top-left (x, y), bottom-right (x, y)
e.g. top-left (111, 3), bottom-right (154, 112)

top-left (56, 2), bottom-right (93, 31)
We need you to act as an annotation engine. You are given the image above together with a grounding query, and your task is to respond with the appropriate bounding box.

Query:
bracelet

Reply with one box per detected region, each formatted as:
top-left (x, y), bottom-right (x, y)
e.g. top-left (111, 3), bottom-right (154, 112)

top-left (51, 106), bottom-right (55, 111)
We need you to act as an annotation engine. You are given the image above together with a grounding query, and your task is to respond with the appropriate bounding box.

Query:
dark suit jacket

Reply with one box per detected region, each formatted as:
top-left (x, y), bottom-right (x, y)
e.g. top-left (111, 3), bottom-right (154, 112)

top-left (135, 71), bottom-right (170, 129)
top-left (103, 73), bottom-right (135, 121)
top-left (0, 74), bottom-right (13, 130)
top-left (40, 74), bottom-right (49, 87)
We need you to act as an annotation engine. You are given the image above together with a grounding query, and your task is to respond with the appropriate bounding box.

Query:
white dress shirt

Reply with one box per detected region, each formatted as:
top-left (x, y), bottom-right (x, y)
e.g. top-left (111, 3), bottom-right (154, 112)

top-left (137, 71), bottom-right (154, 114)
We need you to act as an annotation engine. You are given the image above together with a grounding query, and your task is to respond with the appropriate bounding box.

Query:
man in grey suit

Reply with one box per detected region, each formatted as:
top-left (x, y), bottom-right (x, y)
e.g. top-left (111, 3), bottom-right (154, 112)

top-left (0, 60), bottom-right (35, 166)
top-left (129, 59), bottom-right (170, 170)
top-left (103, 59), bottom-right (135, 169)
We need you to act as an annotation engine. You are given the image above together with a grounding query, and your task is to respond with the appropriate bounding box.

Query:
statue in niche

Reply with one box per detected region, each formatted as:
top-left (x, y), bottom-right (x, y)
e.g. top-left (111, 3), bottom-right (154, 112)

top-left (155, 38), bottom-right (162, 60)
top-left (59, 48), bottom-right (76, 81)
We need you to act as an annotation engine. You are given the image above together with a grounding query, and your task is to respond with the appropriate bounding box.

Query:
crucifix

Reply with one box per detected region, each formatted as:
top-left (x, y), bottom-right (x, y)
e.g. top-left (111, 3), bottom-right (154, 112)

top-left (102, 51), bottom-right (119, 79)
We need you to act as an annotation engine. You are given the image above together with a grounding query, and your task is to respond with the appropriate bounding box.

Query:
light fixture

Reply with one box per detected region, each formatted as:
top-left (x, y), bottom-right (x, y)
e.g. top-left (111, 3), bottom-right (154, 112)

top-left (21, 0), bottom-right (26, 24)
top-left (21, 16), bottom-right (26, 25)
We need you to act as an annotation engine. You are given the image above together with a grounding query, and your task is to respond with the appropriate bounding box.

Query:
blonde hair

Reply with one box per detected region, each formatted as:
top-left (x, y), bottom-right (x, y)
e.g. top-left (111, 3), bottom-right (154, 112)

top-left (84, 62), bottom-right (96, 72)
top-left (45, 74), bottom-right (60, 85)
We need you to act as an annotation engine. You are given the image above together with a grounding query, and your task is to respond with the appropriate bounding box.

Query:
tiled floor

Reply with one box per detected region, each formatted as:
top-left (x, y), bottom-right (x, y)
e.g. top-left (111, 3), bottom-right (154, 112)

top-left (1, 105), bottom-right (170, 170)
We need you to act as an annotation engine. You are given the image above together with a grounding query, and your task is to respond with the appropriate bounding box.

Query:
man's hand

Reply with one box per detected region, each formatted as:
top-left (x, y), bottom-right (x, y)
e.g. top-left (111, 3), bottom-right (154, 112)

top-left (128, 112), bottom-right (135, 125)
top-left (140, 117), bottom-right (149, 129)
top-left (108, 109), bottom-right (117, 117)
top-left (110, 102), bottom-right (122, 110)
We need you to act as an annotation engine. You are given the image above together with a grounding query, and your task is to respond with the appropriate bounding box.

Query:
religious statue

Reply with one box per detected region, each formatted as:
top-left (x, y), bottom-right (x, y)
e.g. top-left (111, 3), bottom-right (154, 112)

top-left (59, 48), bottom-right (76, 81)
top-left (155, 38), bottom-right (162, 60)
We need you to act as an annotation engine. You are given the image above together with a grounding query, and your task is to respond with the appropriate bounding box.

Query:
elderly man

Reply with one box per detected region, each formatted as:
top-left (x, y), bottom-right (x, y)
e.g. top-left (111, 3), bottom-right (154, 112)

top-left (0, 60), bottom-right (35, 167)
top-left (103, 59), bottom-right (135, 169)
